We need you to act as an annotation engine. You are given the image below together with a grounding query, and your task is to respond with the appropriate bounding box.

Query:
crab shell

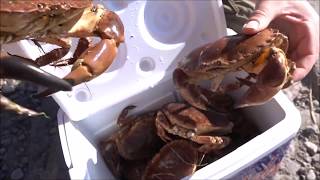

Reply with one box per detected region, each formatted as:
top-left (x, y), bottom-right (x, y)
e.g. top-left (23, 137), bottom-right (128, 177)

top-left (0, 0), bottom-right (89, 43)
top-left (142, 140), bottom-right (199, 180)
top-left (178, 28), bottom-right (288, 81)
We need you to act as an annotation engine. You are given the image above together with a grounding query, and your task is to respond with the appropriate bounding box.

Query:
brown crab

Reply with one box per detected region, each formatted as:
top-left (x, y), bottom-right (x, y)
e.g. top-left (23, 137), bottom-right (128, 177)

top-left (156, 102), bottom-right (233, 153)
top-left (100, 106), bottom-right (163, 179)
top-left (173, 28), bottom-right (295, 110)
top-left (0, 0), bottom-right (124, 116)
top-left (143, 139), bottom-right (200, 180)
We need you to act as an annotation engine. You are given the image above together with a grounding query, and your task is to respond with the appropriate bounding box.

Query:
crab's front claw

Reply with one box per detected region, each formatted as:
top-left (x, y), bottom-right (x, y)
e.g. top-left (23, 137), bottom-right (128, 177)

top-left (235, 47), bottom-right (292, 108)
top-left (37, 39), bottom-right (118, 97)
top-left (0, 52), bottom-right (72, 91)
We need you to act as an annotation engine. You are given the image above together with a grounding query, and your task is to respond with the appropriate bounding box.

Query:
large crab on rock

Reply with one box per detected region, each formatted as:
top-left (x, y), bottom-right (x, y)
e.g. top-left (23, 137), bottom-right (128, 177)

top-left (173, 28), bottom-right (295, 110)
top-left (0, 0), bottom-right (124, 116)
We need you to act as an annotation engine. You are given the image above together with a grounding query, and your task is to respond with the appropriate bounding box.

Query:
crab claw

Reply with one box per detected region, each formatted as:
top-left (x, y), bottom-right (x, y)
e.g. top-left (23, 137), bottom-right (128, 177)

top-left (36, 5), bottom-right (124, 97)
top-left (0, 52), bottom-right (72, 91)
top-left (36, 39), bottom-right (118, 97)
top-left (235, 47), bottom-right (291, 108)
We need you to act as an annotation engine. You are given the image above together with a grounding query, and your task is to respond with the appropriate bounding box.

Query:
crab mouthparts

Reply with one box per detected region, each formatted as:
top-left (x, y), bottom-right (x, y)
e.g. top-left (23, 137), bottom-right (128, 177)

top-left (255, 48), bottom-right (271, 67)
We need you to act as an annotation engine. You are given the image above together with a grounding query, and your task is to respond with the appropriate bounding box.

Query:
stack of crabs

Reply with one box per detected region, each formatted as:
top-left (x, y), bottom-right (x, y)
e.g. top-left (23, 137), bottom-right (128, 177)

top-left (0, 1), bottom-right (295, 180)
top-left (99, 26), bottom-right (296, 179)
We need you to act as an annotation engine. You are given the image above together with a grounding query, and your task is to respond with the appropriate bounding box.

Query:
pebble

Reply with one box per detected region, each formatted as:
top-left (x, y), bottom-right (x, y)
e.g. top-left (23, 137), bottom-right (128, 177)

top-left (304, 141), bottom-right (318, 156)
top-left (306, 169), bottom-right (317, 180)
top-left (313, 100), bottom-right (319, 107)
top-left (11, 168), bottom-right (24, 180)
top-left (301, 126), bottom-right (317, 137)
top-left (311, 154), bottom-right (319, 163)
top-left (302, 155), bottom-right (312, 164)
top-left (286, 160), bottom-right (301, 173)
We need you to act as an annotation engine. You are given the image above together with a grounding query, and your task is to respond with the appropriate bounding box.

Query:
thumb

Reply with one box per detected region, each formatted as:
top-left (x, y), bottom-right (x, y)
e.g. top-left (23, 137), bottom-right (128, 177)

top-left (242, 0), bottom-right (281, 34)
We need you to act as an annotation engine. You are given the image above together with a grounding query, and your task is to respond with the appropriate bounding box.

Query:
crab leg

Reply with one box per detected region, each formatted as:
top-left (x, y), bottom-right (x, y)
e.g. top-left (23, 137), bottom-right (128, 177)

top-left (173, 69), bottom-right (234, 112)
top-left (36, 5), bottom-right (124, 97)
top-left (34, 37), bottom-right (72, 66)
top-left (0, 94), bottom-right (47, 117)
top-left (173, 69), bottom-right (211, 111)
top-left (36, 38), bottom-right (118, 97)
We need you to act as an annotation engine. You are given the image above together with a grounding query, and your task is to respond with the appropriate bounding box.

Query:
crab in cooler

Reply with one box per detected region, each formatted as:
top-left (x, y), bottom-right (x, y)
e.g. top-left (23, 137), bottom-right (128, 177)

top-left (143, 139), bottom-right (200, 180)
top-left (173, 28), bottom-right (295, 110)
top-left (156, 102), bottom-right (234, 153)
top-left (100, 106), bottom-right (163, 179)
top-left (0, 0), bottom-right (124, 116)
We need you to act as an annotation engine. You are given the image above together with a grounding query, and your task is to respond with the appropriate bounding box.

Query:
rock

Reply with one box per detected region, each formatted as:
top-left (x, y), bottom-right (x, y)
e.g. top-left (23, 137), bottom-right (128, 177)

top-left (304, 141), bottom-right (318, 156)
top-left (313, 100), bottom-right (319, 107)
top-left (312, 154), bottom-right (319, 163)
top-left (286, 160), bottom-right (301, 174)
top-left (303, 155), bottom-right (312, 164)
top-left (273, 174), bottom-right (293, 180)
top-left (301, 126), bottom-right (317, 137)
top-left (11, 168), bottom-right (24, 180)
top-left (306, 169), bottom-right (316, 180)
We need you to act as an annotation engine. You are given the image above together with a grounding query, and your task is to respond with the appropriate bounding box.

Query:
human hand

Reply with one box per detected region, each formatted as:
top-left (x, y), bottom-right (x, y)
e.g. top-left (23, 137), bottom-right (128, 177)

top-left (242, 0), bottom-right (319, 81)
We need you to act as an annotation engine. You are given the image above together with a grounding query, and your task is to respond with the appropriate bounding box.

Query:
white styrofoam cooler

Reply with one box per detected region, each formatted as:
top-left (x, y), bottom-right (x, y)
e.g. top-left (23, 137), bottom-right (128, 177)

top-left (2, 0), bottom-right (301, 179)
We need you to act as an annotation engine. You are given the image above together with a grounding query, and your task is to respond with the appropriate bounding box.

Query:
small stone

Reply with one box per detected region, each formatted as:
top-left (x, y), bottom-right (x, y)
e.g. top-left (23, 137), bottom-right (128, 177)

top-left (313, 100), bottom-right (319, 107)
top-left (306, 169), bottom-right (316, 180)
top-left (311, 154), bottom-right (319, 163)
top-left (301, 126), bottom-right (317, 137)
top-left (11, 168), bottom-right (24, 180)
top-left (286, 160), bottom-right (301, 174)
top-left (303, 155), bottom-right (312, 163)
top-left (304, 141), bottom-right (318, 156)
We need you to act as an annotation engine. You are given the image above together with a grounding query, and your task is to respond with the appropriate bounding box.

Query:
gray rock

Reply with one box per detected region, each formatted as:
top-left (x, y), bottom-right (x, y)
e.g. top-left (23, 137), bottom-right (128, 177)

top-left (306, 169), bottom-right (316, 180)
top-left (11, 168), bottom-right (24, 180)
top-left (304, 141), bottom-right (318, 156)
top-left (301, 126), bottom-right (317, 137)
top-left (303, 155), bottom-right (312, 163)
top-left (313, 100), bottom-right (319, 107)
top-left (286, 160), bottom-right (301, 174)
top-left (312, 154), bottom-right (319, 163)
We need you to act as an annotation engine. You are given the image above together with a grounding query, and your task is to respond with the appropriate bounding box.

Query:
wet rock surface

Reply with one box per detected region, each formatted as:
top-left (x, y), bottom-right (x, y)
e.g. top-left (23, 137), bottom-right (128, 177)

top-left (0, 82), bottom-right (70, 180)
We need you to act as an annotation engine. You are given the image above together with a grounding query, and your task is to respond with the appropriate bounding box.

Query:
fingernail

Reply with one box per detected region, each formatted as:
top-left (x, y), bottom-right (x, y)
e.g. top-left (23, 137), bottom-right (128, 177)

top-left (243, 20), bottom-right (260, 30)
